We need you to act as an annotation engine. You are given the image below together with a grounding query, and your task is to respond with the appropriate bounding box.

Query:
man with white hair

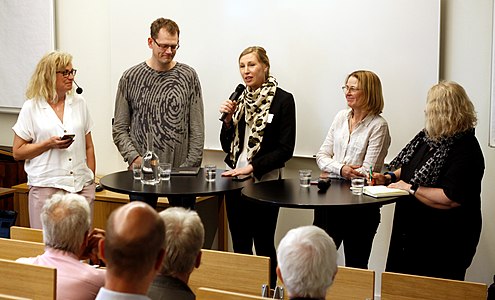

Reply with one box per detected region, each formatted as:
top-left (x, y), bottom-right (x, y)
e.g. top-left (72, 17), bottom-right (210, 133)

top-left (148, 207), bottom-right (205, 300)
top-left (276, 225), bottom-right (338, 300)
top-left (17, 192), bottom-right (105, 299)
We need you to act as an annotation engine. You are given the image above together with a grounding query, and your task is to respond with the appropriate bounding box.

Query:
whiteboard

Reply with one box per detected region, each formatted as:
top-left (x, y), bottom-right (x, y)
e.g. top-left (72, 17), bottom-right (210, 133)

top-left (109, 0), bottom-right (440, 157)
top-left (0, 0), bottom-right (55, 113)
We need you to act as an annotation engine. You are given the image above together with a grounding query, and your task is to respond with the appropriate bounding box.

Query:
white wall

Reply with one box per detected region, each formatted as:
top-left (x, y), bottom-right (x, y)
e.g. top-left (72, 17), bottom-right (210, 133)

top-left (0, 0), bottom-right (493, 291)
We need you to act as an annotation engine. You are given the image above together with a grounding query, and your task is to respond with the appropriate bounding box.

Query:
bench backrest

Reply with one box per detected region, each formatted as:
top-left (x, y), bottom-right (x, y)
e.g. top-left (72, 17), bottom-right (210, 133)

top-left (0, 258), bottom-right (56, 300)
top-left (189, 249), bottom-right (270, 296)
top-left (381, 271), bottom-right (487, 300)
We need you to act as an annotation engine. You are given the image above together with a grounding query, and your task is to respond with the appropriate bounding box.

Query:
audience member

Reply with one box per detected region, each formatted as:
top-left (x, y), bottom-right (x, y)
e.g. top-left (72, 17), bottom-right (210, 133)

top-left (148, 207), bottom-right (205, 300)
top-left (276, 225), bottom-right (338, 300)
top-left (96, 201), bottom-right (165, 299)
top-left (17, 193), bottom-right (105, 300)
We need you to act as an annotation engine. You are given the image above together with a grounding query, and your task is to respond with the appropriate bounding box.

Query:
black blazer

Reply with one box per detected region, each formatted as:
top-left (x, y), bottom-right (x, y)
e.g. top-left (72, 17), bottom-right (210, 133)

top-left (220, 87), bottom-right (296, 180)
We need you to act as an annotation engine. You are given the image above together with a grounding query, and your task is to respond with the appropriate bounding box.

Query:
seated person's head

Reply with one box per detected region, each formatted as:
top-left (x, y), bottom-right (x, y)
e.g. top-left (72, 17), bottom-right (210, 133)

top-left (41, 192), bottom-right (90, 256)
top-left (101, 201), bottom-right (165, 281)
top-left (159, 207), bottom-right (204, 279)
top-left (276, 225), bottom-right (338, 299)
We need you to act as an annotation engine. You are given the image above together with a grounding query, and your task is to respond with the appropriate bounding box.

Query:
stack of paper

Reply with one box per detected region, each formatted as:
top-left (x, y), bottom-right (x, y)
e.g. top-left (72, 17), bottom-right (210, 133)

top-left (363, 186), bottom-right (409, 198)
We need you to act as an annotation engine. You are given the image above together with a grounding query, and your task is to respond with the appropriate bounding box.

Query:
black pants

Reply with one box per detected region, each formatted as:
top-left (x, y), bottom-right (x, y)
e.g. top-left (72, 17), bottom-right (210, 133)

top-left (225, 189), bottom-right (279, 288)
top-left (313, 205), bottom-right (381, 269)
top-left (129, 194), bottom-right (196, 210)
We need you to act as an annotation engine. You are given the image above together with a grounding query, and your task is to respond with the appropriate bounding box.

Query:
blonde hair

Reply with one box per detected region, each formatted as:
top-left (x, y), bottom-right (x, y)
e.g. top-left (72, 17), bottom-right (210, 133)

top-left (239, 46), bottom-right (270, 79)
top-left (26, 51), bottom-right (73, 104)
top-left (425, 81), bottom-right (477, 140)
top-left (345, 70), bottom-right (384, 115)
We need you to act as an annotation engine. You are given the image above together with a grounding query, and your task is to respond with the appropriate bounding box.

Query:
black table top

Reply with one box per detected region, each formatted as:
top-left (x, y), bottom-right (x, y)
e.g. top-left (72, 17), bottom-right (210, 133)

top-left (100, 169), bottom-right (249, 197)
top-left (241, 178), bottom-right (401, 209)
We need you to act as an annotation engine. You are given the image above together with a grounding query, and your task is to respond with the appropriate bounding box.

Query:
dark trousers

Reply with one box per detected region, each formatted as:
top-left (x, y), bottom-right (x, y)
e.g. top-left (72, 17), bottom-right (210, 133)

top-left (225, 189), bottom-right (279, 288)
top-left (129, 194), bottom-right (196, 210)
top-left (313, 205), bottom-right (381, 269)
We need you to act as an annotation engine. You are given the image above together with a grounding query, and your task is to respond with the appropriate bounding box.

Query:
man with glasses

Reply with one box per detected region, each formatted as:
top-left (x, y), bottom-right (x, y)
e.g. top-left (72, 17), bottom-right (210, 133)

top-left (112, 18), bottom-right (204, 209)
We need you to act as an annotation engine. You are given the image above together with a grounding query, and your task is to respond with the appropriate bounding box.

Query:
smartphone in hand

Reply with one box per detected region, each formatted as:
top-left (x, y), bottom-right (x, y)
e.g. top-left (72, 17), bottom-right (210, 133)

top-left (60, 134), bottom-right (75, 140)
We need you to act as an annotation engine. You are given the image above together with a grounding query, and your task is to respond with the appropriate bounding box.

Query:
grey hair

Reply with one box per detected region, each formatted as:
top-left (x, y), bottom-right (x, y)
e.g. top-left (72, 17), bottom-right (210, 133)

top-left (41, 192), bottom-right (90, 254)
top-left (159, 207), bottom-right (205, 276)
top-left (277, 225), bottom-right (338, 299)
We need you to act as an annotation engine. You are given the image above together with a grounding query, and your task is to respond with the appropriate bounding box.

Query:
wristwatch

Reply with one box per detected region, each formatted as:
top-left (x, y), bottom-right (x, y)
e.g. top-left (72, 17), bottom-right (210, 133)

top-left (409, 182), bottom-right (419, 195)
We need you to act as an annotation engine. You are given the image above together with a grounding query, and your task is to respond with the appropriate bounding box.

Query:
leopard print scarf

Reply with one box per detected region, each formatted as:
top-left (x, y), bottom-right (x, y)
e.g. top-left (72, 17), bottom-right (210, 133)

top-left (229, 76), bottom-right (278, 166)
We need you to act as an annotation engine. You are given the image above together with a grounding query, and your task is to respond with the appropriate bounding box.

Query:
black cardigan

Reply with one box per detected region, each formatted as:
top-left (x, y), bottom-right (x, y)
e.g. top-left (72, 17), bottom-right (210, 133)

top-left (220, 87), bottom-right (296, 180)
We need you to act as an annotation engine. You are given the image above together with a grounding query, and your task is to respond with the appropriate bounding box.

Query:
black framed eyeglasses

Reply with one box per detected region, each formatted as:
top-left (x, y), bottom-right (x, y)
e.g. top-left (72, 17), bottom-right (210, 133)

top-left (152, 38), bottom-right (180, 51)
top-left (57, 69), bottom-right (77, 77)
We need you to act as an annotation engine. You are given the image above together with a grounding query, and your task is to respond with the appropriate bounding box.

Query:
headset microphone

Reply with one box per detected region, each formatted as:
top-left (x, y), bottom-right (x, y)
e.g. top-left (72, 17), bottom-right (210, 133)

top-left (73, 80), bottom-right (83, 94)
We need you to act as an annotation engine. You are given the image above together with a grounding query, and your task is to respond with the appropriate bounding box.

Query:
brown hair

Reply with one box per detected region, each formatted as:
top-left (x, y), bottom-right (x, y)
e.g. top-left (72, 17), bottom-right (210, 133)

top-left (345, 70), bottom-right (384, 115)
top-left (150, 18), bottom-right (180, 39)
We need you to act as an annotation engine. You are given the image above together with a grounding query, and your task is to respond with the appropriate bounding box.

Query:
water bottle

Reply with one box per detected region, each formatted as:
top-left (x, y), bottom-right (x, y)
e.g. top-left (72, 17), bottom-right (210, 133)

top-left (141, 132), bottom-right (160, 185)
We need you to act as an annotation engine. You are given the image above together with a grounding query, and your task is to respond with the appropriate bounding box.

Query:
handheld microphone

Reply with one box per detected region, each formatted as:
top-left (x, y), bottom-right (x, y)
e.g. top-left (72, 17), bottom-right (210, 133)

top-left (219, 84), bottom-right (246, 121)
top-left (317, 177), bottom-right (331, 192)
top-left (73, 80), bottom-right (83, 94)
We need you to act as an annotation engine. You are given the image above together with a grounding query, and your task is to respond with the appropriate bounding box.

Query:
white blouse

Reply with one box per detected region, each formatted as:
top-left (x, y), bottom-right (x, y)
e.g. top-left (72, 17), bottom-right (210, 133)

top-left (12, 94), bottom-right (94, 192)
top-left (316, 109), bottom-right (391, 177)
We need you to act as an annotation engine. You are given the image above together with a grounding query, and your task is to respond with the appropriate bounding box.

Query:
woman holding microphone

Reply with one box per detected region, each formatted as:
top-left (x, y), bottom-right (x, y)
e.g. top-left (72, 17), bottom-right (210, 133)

top-left (219, 46), bottom-right (296, 287)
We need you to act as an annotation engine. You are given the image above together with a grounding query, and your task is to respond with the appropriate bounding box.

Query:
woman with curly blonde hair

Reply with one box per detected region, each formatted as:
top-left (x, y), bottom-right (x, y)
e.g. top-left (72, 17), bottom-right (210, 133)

top-left (12, 51), bottom-right (96, 229)
top-left (373, 81), bottom-right (484, 280)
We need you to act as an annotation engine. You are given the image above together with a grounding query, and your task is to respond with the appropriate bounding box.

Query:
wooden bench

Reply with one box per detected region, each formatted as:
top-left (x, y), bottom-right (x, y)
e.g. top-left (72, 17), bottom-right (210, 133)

top-left (12, 182), bottom-right (227, 250)
top-left (0, 258), bottom-right (56, 300)
top-left (327, 266), bottom-right (375, 300)
top-left (10, 226), bottom-right (43, 243)
top-left (381, 271), bottom-right (487, 300)
top-left (197, 287), bottom-right (271, 300)
top-left (0, 238), bottom-right (45, 261)
top-left (189, 249), bottom-right (270, 296)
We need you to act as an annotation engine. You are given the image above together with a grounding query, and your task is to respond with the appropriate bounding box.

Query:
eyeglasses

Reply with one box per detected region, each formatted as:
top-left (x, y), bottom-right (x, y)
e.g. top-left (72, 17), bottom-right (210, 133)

top-left (341, 86), bottom-right (361, 93)
top-left (57, 69), bottom-right (77, 77)
top-left (152, 38), bottom-right (180, 51)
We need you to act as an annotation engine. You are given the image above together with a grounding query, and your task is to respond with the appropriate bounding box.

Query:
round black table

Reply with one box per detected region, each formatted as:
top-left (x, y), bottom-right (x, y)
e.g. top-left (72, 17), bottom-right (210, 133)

top-left (241, 178), bottom-right (401, 208)
top-left (100, 168), bottom-right (249, 197)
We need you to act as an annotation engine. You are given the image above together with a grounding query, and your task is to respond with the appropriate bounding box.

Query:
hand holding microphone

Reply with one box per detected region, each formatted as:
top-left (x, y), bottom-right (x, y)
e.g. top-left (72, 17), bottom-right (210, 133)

top-left (219, 84), bottom-right (245, 122)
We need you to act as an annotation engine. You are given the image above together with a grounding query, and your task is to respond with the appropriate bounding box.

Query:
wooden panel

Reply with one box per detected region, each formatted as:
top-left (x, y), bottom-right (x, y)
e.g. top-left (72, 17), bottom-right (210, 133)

top-left (189, 249), bottom-right (270, 296)
top-left (381, 271), bottom-right (487, 300)
top-left (0, 258), bottom-right (56, 300)
top-left (0, 238), bottom-right (44, 261)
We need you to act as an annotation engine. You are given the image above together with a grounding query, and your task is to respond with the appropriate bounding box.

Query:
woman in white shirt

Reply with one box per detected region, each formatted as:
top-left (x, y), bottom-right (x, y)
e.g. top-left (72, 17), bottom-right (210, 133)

top-left (315, 70), bottom-right (390, 269)
top-left (12, 51), bottom-right (95, 229)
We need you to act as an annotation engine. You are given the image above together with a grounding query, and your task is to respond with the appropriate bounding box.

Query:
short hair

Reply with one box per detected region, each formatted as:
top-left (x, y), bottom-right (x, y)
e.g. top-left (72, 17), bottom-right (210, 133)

top-left (425, 81), bottom-right (477, 140)
top-left (277, 225), bottom-right (338, 299)
top-left (159, 207), bottom-right (205, 276)
top-left (239, 46), bottom-right (270, 79)
top-left (150, 18), bottom-right (180, 39)
top-left (345, 70), bottom-right (384, 115)
top-left (41, 192), bottom-right (90, 254)
top-left (104, 203), bottom-right (165, 280)
top-left (26, 51), bottom-right (73, 104)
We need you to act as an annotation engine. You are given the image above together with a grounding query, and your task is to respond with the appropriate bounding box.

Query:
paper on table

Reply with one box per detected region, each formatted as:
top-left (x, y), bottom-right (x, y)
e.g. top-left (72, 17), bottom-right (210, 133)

top-left (363, 185), bottom-right (409, 198)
